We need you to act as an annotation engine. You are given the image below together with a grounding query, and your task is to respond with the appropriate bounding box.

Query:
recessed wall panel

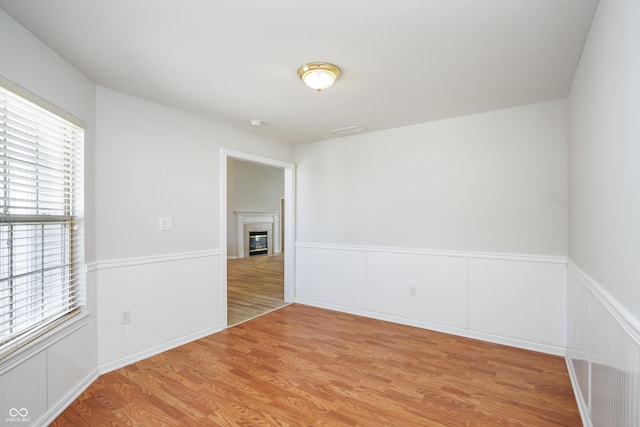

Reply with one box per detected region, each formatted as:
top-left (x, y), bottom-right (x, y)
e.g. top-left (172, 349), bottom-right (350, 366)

top-left (469, 258), bottom-right (566, 346)
top-left (295, 247), bottom-right (366, 310)
top-left (366, 252), bottom-right (468, 328)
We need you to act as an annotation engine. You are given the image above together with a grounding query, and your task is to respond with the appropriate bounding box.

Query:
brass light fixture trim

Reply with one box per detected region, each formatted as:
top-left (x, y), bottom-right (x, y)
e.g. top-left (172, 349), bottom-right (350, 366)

top-left (297, 62), bottom-right (341, 92)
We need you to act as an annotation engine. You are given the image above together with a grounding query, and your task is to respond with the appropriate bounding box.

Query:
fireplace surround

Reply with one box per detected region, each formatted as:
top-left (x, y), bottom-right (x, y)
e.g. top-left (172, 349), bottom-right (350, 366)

top-left (235, 211), bottom-right (281, 258)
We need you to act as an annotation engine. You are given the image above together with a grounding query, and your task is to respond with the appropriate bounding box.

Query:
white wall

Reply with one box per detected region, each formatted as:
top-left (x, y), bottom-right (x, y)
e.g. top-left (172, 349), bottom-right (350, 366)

top-left (230, 159), bottom-right (284, 213)
top-left (94, 87), bottom-right (293, 371)
top-left (0, 8), bottom-right (98, 425)
top-left (566, 0), bottom-right (640, 425)
top-left (568, 0), bottom-right (640, 321)
top-left (226, 159), bottom-right (284, 256)
top-left (295, 100), bottom-right (568, 353)
top-left (0, 8), bottom-right (296, 424)
top-left (95, 87), bottom-right (291, 260)
top-left (296, 100), bottom-right (567, 255)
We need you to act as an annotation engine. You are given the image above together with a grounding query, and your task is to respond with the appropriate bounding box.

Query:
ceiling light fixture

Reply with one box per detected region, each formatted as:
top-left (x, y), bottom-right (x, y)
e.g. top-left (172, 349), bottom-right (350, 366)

top-left (297, 62), bottom-right (341, 92)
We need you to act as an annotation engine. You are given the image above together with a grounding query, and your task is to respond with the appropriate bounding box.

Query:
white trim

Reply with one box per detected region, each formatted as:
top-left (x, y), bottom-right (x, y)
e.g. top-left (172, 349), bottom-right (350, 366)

top-left (0, 74), bottom-right (84, 128)
top-left (569, 259), bottom-right (640, 346)
top-left (223, 149), bottom-right (293, 169)
top-left (283, 166), bottom-right (296, 303)
top-left (34, 368), bottom-right (100, 427)
top-left (85, 261), bottom-right (98, 274)
top-left (220, 151), bottom-right (229, 329)
top-left (220, 148), bottom-right (296, 322)
top-left (98, 324), bottom-right (224, 374)
top-left (295, 300), bottom-right (567, 356)
top-left (296, 242), bottom-right (567, 264)
top-left (90, 249), bottom-right (220, 272)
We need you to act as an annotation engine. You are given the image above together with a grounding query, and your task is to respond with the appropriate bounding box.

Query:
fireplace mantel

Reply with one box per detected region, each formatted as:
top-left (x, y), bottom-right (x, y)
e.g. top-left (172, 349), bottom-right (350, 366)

top-left (235, 211), bottom-right (281, 258)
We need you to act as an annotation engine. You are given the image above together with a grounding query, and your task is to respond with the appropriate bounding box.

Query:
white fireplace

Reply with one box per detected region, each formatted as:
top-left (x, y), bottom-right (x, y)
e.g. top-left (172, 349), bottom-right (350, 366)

top-left (235, 211), bottom-right (281, 258)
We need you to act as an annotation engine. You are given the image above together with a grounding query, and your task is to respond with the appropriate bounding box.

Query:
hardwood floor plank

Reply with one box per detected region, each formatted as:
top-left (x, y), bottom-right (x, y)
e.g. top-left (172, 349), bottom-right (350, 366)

top-left (52, 304), bottom-right (581, 426)
top-left (227, 254), bottom-right (286, 326)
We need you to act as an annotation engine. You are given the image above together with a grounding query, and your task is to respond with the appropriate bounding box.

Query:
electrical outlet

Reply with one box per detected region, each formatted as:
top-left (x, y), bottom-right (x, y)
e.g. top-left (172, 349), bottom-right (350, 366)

top-left (409, 286), bottom-right (417, 296)
top-left (121, 309), bottom-right (131, 324)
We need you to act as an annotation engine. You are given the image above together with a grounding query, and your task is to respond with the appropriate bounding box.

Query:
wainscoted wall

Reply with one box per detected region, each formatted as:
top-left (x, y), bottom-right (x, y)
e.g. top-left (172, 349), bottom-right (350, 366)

top-left (295, 243), bottom-right (567, 354)
top-left (0, 309), bottom-right (98, 426)
top-left (567, 261), bottom-right (640, 427)
top-left (93, 250), bottom-right (223, 373)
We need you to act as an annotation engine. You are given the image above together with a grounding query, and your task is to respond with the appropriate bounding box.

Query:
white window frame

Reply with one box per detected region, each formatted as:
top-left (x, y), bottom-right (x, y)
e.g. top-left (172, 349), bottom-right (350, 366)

top-left (0, 75), bottom-right (87, 366)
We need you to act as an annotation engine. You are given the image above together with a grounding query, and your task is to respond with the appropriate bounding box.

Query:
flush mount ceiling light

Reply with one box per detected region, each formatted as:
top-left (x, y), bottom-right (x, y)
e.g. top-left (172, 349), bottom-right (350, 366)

top-left (297, 62), bottom-right (341, 92)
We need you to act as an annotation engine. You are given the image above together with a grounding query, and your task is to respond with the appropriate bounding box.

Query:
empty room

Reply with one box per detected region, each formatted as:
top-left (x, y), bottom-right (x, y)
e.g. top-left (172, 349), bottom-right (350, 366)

top-left (0, 0), bottom-right (638, 426)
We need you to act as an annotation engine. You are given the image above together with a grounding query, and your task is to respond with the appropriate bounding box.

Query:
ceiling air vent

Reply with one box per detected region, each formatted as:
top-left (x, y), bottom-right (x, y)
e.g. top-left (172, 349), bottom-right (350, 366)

top-left (330, 125), bottom-right (365, 135)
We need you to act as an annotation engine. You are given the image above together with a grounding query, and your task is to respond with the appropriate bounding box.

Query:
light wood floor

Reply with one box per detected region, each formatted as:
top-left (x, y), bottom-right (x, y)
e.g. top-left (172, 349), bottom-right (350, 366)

top-left (52, 304), bottom-right (581, 426)
top-left (227, 253), bottom-right (286, 326)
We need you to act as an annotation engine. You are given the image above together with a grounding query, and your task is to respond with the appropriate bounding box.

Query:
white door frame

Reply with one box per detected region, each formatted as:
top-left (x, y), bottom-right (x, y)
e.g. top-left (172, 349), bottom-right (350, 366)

top-left (219, 148), bottom-right (295, 328)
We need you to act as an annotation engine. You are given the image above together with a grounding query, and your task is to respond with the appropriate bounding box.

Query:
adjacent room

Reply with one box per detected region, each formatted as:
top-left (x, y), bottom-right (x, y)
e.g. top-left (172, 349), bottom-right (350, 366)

top-left (0, 0), bottom-right (638, 426)
top-left (226, 158), bottom-right (286, 326)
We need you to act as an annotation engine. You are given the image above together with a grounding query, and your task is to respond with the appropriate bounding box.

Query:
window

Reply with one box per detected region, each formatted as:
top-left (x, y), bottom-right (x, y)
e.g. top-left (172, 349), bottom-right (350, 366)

top-left (0, 79), bottom-right (84, 358)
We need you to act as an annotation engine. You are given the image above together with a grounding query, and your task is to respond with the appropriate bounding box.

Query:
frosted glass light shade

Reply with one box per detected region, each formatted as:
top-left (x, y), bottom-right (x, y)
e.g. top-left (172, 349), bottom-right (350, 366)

top-left (297, 63), bottom-right (341, 92)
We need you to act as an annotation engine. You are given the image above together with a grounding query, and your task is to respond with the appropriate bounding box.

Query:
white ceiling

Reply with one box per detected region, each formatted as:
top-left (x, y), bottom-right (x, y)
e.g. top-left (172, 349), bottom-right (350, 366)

top-left (0, 0), bottom-right (598, 144)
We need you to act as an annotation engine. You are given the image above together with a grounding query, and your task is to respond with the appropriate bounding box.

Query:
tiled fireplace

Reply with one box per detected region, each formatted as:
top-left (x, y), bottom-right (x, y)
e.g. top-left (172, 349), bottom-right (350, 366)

top-left (235, 211), bottom-right (281, 258)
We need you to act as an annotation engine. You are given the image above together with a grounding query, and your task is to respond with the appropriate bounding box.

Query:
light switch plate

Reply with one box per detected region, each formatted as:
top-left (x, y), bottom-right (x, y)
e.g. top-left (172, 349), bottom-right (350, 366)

top-left (159, 217), bottom-right (173, 231)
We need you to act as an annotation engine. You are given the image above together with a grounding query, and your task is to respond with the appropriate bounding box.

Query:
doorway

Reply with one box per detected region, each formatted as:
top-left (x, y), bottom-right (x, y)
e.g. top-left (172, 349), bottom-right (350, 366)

top-left (220, 149), bottom-right (295, 328)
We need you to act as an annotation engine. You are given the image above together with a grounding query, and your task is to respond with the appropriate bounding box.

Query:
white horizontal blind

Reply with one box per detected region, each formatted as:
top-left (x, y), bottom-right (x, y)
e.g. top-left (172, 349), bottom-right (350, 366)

top-left (0, 83), bottom-right (84, 357)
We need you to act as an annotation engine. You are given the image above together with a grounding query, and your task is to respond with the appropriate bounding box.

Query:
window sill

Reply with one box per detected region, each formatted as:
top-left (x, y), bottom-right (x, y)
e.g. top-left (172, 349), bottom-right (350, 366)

top-left (0, 309), bottom-right (90, 376)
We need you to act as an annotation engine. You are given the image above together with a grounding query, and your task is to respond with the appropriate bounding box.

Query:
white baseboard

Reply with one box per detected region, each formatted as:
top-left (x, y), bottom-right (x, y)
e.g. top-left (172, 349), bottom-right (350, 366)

top-left (295, 299), bottom-right (566, 356)
top-left (98, 324), bottom-right (224, 374)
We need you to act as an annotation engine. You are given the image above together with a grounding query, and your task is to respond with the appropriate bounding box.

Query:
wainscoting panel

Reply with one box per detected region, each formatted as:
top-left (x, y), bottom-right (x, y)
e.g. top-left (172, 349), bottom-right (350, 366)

top-left (296, 243), bottom-right (566, 354)
top-left (0, 292), bottom-right (96, 426)
top-left (46, 324), bottom-right (98, 415)
top-left (469, 258), bottom-right (567, 347)
top-left (0, 351), bottom-right (46, 424)
top-left (567, 265), bottom-right (591, 417)
top-left (366, 252), bottom-right (468, 328)
top-left (295, 246), bottom-right (367, 310)
top-left (567, 261), bottom-right (640, 427)
top-left (96, 250), bottom-right (223, 372)
top-left (591, 296), bottom-right (640, 427)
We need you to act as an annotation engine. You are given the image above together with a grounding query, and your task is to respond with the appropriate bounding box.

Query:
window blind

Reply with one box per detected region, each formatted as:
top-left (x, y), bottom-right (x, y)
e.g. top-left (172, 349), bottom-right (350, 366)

top-left (0, 82), bottom-right (84, 358)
